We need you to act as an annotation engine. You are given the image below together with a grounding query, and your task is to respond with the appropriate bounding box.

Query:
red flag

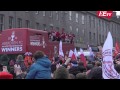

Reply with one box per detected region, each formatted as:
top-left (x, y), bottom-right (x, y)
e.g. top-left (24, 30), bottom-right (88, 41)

top-left (80, 54), bottom-right (87, 67)
top-left (114, 41), bottom-right (120, 57)
top-left (71, 53), bottom-right (76, 61)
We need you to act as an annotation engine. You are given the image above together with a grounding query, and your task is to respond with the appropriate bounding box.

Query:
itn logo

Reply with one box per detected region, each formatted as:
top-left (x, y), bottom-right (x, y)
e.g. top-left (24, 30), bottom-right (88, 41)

top-left (97, 11), bottom-right (113, 19)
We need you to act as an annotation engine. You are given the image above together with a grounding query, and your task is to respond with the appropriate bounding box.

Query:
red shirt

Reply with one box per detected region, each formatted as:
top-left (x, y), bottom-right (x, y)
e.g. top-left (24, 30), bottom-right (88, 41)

top-left (56, 32), bottom-right (60, 38)
top-left (0, 72), bottom-right (13, 79)
top-left (61, 33), bottom-right (65, 39)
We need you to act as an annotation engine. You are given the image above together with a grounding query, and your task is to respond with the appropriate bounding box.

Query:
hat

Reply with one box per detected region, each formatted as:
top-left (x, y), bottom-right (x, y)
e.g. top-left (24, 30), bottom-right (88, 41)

top-left (0, 72), bottom-right (13, 79)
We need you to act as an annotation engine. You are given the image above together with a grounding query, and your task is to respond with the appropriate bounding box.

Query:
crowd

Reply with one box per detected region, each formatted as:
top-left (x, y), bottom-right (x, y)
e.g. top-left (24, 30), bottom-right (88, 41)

top-left (0, 49), bottom-right (120, 79)
top-left (48, 30), bottom-right (75, 44)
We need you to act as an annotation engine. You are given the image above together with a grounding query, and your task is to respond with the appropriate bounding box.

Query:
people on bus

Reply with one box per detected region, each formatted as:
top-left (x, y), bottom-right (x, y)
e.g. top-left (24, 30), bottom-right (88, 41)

top-left (65, 34), bottom-right (70, 43)
top-left (69, 33), bottom-right (75, 44)
top-left (51, 30), bottom-right (56, 41)
top-left (48, 29), bottom-right (75, 44)
top-left (61, 32), bottom-right (65, 42)
top-left (48, 31), bottom-right (52, 40)
top-left (56, 31), bottom-right (61, 41)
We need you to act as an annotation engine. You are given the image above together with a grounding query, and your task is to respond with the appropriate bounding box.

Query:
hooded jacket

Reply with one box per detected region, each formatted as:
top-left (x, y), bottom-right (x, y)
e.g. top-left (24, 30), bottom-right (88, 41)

top-left (25, 56), bottom-right (51, 79)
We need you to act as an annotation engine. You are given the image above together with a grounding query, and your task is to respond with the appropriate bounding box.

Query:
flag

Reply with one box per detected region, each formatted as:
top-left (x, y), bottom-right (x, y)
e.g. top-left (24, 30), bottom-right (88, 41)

top-left (102, 32), bottom-right (120, 79)
top-left (114, 41), bottom-right (120, 57)
top-left (80, 48), bottom-right (87, 67)
top-left (88, 46), bottom-right (94, 56)
top-left (71, 53), bottom-right (76, 61)
top-left (88, 46), bottom-right (95, 61)
top-left (68, 50), bottom-right (76, 61)
top-left (59, 41), bottom-right (64, 57)
top-left (80, 48), bottom-right (84, 54)
top-left (68, 50), bottom-right (73, 58)
top-left (74, 48), bottom-right (78, 58)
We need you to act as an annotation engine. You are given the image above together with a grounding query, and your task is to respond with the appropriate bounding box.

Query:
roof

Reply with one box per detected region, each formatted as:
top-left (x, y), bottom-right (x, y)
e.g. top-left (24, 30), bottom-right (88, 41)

top-left (3, 28), bottom-right (48, 34)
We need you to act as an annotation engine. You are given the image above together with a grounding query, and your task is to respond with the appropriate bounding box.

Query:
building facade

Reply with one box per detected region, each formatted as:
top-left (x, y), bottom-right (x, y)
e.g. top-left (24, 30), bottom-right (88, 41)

top-left (0, 11), bottom-right (120, 48)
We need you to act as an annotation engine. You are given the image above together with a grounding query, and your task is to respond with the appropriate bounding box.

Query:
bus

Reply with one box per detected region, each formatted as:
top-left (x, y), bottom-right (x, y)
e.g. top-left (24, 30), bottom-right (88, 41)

top-left (0, 28), bottom-right (75, 60)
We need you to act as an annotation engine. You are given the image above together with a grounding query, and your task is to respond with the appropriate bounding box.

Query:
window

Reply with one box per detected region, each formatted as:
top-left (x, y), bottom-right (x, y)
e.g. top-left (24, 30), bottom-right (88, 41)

top-left (9, 16), bottom-right (13, 29)
top-left (97, 19), bottom-right (99, 30)
top-left (69, 11), bottom-right (72, 20)
top-left (113, 37), bottom-right (115, 44)
top-left (50, 26), bottom-right (53, 30)
top-left (108, 23), bottom-right (110, 31)
top-left (106, 23), bottom-right (108, 32)
top-left (112, 23), bottom-right (113, 34)
top-left (56, 11), bottom-right (59, 20)
top-left (104, 22), bottom-right (106, 33)
top-left (80, 37), bottom-right (82, 43)
top-left (116, 24), bottom-right (117, 35)
top-left (89, 16), bottom-right (91, 27)
top-left (17, 18), bottom-right (22, 28)
top-left (70, 26), bottom-right (72, 31)
top-left (43, 24), bottom-right (47, 30)
top-left (25, 20), bottom-right (30, 28)
top-left (35, 11), bottom-right (39, 14)
top-left (114, 24), bottom-right (116, 35)
top-left (76, 13), bottom-right (78, 22)
top-left (93, 17), bottom-right (95, 28)
top-left (89, 32), bottom-right (91, 41)
top-left (83, 29), bottom-right (85, 36)
top-left (76, 28), bottom-right (78, 33)
top-left (82, 15), bottom-right (85, 24)
top-left (0, 14), bottom-right (4, 31)
top-left (50, 11), bottom-right (52, 17)
top-left (43, 11), bottom-right (46, 16)
top-left (99, 20), bottom-right (101, 30)
top-left (36, 22), bottom-right (39, 30)
top-left (76, 39), bottom-right (79, 43)
top-left (99, 34), bottom-right (101, 43)
top-left (56, 27), bottom-right (59, 31)
top-left (103, 21), bottom-right (104, 32)
top-left (93, 33), bottom-right (95, 40)
top-left (102, 35), bottom-right (104, 42)
top-left (117, 25), bottom-right (119, 34)
top-left (101, 20), bottom-right (103, 31)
